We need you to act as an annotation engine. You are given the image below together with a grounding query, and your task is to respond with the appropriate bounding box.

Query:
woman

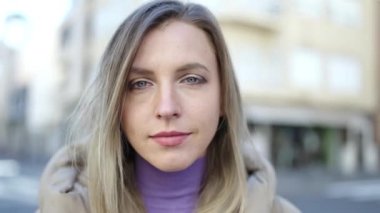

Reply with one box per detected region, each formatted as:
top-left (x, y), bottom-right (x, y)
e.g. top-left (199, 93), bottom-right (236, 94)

top-left (38, 0), bottom-right (300, 212)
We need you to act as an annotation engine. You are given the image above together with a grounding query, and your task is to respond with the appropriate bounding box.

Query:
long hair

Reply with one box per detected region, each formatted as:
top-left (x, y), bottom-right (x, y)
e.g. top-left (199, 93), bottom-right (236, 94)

top-left (69, 0), bottom-right (250, 212)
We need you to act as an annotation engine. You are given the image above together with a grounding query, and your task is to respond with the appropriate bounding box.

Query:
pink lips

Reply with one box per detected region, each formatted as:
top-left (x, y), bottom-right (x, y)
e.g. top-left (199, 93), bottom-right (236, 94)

top-left (150, 131), bottom-right (191, 146)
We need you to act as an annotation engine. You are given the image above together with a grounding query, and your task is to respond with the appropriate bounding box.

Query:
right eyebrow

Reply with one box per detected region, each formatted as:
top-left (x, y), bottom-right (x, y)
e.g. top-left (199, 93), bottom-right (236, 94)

top-left (177, 63), bottom-right (210, 73)
top-left (129, 62), bottom-right (210, 77)
top-left (130, 67), bottom-right (154, 76)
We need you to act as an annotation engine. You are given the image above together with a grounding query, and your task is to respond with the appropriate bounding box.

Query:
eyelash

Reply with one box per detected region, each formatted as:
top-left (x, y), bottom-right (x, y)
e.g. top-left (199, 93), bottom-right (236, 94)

top-left (180, 75), bottom-right (206, 85)
top-left (128, 80), bottom-right (152, 90)
top-left (128, 75), bottom-right (206, 90)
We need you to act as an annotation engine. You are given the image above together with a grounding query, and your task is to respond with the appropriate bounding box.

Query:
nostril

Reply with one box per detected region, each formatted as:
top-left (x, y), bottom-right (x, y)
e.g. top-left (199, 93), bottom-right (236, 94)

top-left (156, 111), bottom-right (180, 119)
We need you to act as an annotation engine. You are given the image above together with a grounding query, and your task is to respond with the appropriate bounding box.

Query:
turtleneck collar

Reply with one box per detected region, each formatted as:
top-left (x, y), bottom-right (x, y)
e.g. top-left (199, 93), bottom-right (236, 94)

top-left (135, 155), bottom-right (206, 213)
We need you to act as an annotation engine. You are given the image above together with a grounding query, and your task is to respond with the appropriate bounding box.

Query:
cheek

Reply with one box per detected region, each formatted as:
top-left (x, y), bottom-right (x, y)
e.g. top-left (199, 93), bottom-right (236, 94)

top-left (193, 91), bottom-right (221, 131)
top-left (121, 97), bottom-right (153, 142)
top-left (121, 101), bottom-right (139, 139)
top-left (205, 84), bottom-right (221, 118)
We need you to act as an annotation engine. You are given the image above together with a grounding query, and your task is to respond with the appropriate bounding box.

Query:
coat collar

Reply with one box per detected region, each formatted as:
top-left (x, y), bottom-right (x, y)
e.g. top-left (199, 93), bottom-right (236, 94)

top-left (38, 142), bottom-right (284, 212)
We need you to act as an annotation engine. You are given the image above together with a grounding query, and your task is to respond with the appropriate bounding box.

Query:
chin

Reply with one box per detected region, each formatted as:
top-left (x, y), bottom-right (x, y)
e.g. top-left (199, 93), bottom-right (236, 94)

top-left (154, 158), bottom-right (193, 172)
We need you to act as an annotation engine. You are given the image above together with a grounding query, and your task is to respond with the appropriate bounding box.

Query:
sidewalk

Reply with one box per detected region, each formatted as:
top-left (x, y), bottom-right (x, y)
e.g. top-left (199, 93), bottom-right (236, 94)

top-left (277, 167), bottom-right (380, 196)
top-left (0, 157), bottom-right (47, 213)
top-left (277, 167), bottom-right (380, 213)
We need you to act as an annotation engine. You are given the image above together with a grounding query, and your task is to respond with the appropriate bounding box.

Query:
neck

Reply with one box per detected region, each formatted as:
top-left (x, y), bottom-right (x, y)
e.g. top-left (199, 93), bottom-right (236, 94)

top-left (135, 155), bottom-right (206, 213)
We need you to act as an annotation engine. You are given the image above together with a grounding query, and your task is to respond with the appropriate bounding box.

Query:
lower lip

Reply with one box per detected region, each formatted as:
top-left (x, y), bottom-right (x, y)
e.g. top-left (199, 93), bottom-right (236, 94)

top-left (151, 135), bottom-right (189, 147)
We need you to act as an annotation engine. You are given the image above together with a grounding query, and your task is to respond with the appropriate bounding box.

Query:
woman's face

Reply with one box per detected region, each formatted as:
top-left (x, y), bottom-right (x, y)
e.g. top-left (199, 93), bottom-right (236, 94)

top-left (121, 20), bottom-right (221, 172)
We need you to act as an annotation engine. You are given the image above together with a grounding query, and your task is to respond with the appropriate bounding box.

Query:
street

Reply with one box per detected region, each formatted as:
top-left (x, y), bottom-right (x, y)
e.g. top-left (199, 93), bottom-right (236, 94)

top-left (0, 159), bottom-right (42, 213)
top-left (278, 168), bottom-right (380, 213)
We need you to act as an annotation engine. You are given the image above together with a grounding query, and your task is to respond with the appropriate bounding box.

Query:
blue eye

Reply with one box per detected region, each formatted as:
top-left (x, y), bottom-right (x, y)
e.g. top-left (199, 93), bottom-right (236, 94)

top-left (182, 76), bottom-right (205, 85)
top-left (129, 80), bottom-right (152, 90)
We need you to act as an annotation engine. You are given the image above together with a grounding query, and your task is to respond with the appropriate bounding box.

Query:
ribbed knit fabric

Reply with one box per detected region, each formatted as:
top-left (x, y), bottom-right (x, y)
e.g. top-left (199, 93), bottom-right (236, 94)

top-left (136, 155), bottom-right (205, 213)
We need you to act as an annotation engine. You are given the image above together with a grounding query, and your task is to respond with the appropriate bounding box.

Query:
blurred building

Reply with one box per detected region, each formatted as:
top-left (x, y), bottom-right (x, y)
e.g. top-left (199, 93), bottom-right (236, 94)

top-left (57, 0), bottom-right (380, 175)
top-left (208, 0), bottom-right (379, 175)
top-left (2, 10), bottom-right (66, 158)
top-left (0, 14), bottom-right (30, 158)
top-left (376, 0), bottom-right (380, 153)
top-left (59, 0), bottom-right (136, 116)
top-left (0, 42), bottom-right (14, 152)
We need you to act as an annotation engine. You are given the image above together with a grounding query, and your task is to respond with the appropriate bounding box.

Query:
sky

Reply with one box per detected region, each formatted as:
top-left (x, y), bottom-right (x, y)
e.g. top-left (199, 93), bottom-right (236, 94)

top-left (0, 0), bottom-right (71, 48)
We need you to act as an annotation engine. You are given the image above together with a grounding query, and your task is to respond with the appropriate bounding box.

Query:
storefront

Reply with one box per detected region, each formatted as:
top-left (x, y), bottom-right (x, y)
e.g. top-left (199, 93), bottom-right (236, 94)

top-left (245, 104), bottom-right (379, 175)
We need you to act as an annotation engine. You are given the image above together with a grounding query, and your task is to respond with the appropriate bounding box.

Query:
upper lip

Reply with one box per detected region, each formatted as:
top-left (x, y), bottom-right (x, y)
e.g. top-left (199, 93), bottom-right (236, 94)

top-left (150, 131), bottom-right (191, 138)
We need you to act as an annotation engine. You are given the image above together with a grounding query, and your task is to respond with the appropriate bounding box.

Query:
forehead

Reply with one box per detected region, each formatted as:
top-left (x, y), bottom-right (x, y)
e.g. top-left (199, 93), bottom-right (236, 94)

top-left (131, 20), bottom-right (217, 70)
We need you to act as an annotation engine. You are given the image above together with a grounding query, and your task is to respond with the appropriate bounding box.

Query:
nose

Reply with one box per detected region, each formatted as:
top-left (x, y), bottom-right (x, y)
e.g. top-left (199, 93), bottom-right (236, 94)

top-left (155, 85), bottom-right (181, 119)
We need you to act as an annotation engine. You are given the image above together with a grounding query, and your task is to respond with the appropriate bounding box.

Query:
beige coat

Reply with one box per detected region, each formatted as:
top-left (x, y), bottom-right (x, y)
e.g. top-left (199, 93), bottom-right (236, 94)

top-left (37, 144), bottom-right (301, 213)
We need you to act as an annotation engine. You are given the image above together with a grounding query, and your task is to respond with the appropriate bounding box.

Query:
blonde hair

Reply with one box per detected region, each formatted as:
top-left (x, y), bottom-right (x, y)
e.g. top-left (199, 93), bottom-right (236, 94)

top-left (69, 0), bottom-right (250, 212)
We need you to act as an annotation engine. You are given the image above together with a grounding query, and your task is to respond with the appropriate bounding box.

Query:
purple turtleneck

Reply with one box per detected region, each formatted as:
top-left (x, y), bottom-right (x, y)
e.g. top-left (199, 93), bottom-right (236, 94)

top-left (136, 155), bottom-right (206, 213)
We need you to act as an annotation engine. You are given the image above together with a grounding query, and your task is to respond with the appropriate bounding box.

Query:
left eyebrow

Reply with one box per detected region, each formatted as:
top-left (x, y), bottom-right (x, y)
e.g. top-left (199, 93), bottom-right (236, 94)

top-left (176, 63), bottom-right (210, 73)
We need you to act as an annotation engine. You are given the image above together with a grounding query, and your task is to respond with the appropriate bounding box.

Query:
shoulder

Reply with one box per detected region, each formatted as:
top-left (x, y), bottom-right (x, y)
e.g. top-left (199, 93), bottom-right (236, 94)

top-left (243, 142), bottom-right (301, 213)
top-left (246, 169), bottom-right (301, 213)
top-left (38, 144), bottom-right (89, 213)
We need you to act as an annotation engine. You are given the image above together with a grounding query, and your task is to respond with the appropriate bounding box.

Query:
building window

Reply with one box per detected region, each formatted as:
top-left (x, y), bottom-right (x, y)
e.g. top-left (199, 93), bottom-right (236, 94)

top-left (232, 45), bottom-right (285, 92)
top-left (295, 0), bottom-right (326, 19)
top-left (0, 60), bottom-right (3, 75)
top-left (328, 0), bottom-right (362, 27)
top-left (232, 46), bottom-right (262, 92)
top-left (244, 0), bottom-right (283, 15)
top-left (61, 26), bottom-right (72, 48)
top-left (290, 47), bottom-right (323, 91)
top-left (191, 0), bottom-right (282, 17)
top-left (326, 54), bottom-right (361, 95)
